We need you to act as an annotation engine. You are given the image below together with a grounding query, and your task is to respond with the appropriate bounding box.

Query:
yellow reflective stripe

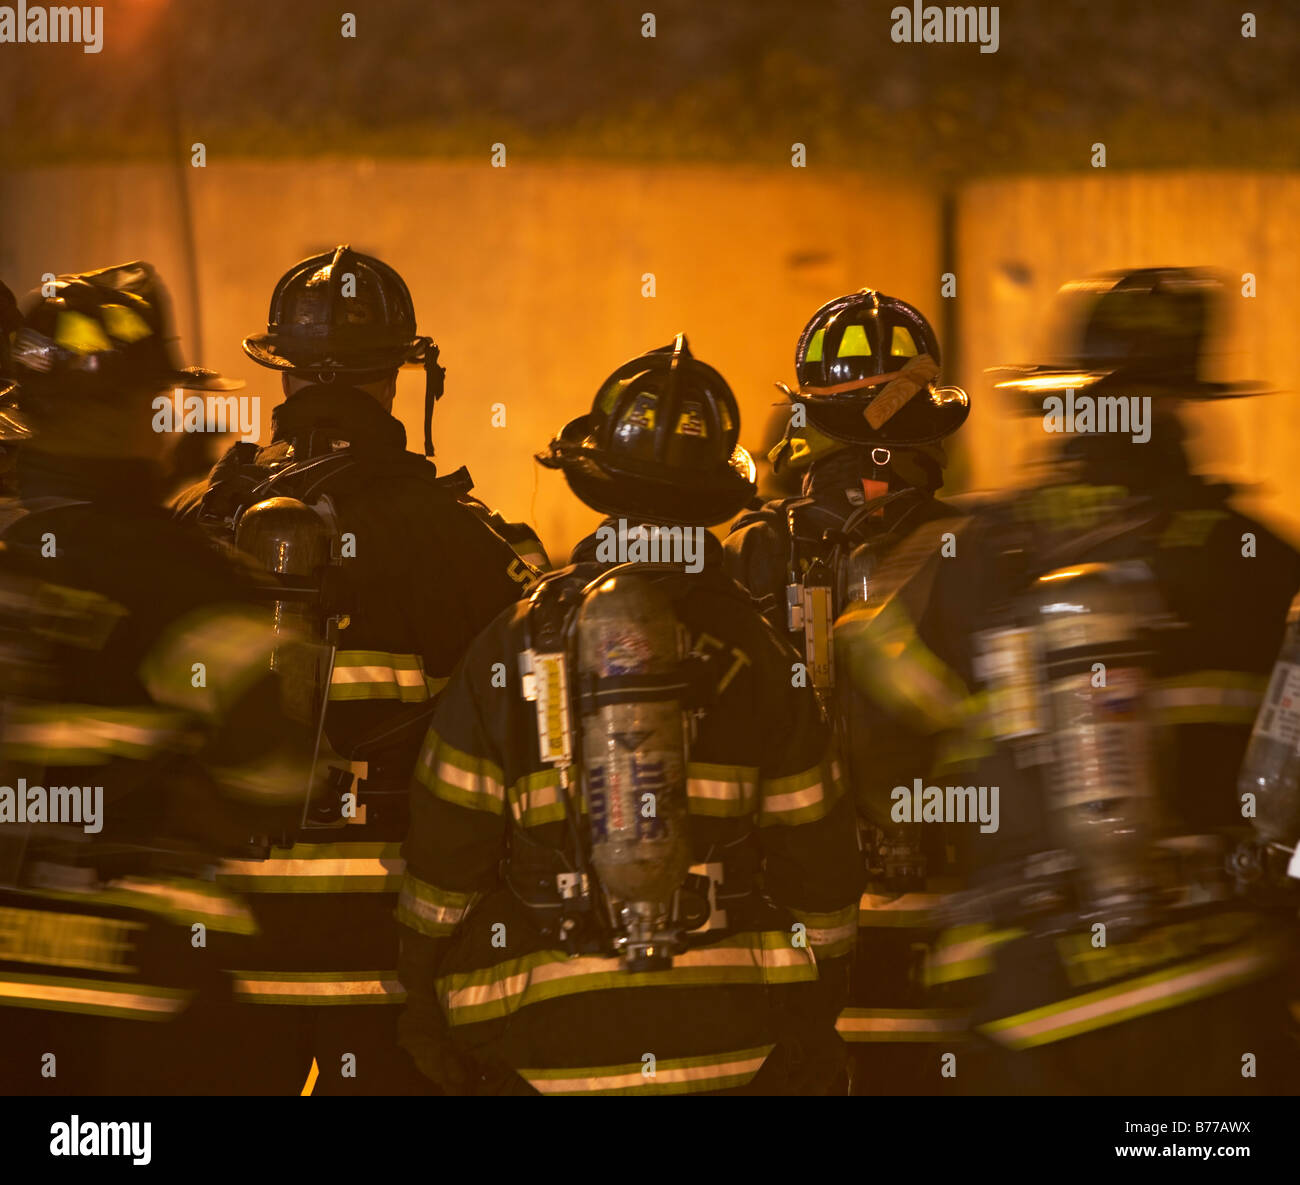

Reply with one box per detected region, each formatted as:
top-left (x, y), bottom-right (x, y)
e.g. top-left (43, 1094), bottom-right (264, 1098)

top-left (415, 733), bottom-right (506, 815)
top-left (980, 939), bottom-right (1284, 1051)
top-left (505, 764), bottom-right (760, 827)
top-left (0, 971), bottom-right (190, 1019)
top-left (439, 931), bottom-right (817, 1026)
top-left (509, 768), bottom-right (566, 827)
top-left (23, 877), bottom-right (257, 936)
top-left (838, 600), bottom-right (969, 733)
top-left (1151, 671), bottom-right (1267, 725)
top-left (140, 605), bottom-right (279, 719)
top-left (397, 875), bottom-right (478, 938)
top-left (519, 1044), bottom-right (773, 1095)
top-left (790, 903), bottom-right (858, 957)
top-left (836, 1007), bottom-right (968, 1042)
top-left (217, 842), bottom-right (404, 893)
top-left (330, 651), bottom-right (431, 703)
top-left (3, 703), bottom-right (196, 764)
top-left (924, 925), bottom-right (1023, 986)
top-left (759, 755), bottom-right (842, 826)
top-left (687, 763), bottom-right (759, 818)
top-left (859, 892), bottom-right (948, 927)
top-left (230, 970), bottom-right (406, 1005)
top-left (107, 876), bottom-right (256, 934)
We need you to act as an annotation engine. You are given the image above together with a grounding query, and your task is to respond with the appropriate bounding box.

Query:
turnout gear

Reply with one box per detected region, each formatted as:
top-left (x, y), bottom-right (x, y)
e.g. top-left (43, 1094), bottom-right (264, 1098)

top-left (537, 333), bottom-right (756, 527)
top-left (838, 302), bottom-right (1300, 1092)
top-left (399, 531), bottom-right (863, 1095)
top-left (399, 342), bottom-right (860, 1095)
top-left (173, 275), bottom-right (541, 1091)
top-left (781, 289), bottom-right (969, 446)
top-left (242, 245), bottom-right (445, 455)
top-left (993, 266), bottom-right (1268, 400)
top-left (0, 430), bottom-right (307, 1093)
top-left (726, 288), bottom-right (975, 1095)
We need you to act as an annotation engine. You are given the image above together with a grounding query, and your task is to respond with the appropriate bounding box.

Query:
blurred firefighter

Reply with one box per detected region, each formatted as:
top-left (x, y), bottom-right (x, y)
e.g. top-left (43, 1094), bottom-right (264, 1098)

top-left (0, 262), bottom-right (309, 1094)
top-left (171, 245), bottom-right (541, 1094)
top-left (397, 334), bottom-right (863, 1095)
top-left (0, 282), bottom-right (28, 497)
top-left (841, 267), bottom-right (1300, 1094)
top-left (724, 289), bottom-right (974, 1093)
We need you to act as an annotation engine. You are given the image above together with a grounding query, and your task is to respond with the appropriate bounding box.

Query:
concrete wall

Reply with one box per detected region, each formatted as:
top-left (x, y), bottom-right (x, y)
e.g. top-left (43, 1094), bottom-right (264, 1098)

top-left (0, 161), bottom-right (940, 558)
top-left (5, 163), bottom-right (1298, 550)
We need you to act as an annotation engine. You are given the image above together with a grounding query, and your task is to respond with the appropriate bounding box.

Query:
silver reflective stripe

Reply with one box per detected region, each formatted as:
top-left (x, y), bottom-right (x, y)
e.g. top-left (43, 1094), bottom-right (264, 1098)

top-left (836, 1008), bottom-right (967, 1042)
top-left (231, 972), bottom-right (406, 1005)
top-left (0, 972), bottom-right (189, 1018)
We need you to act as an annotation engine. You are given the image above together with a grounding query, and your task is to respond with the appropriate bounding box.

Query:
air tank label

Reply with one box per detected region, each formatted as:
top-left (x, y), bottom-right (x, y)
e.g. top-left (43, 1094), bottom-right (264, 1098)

top-left (1256, 661), bottom-right (1300, 749)
top-left (1051, 667), bottom-right (1151, 808)
top-left (974, 626), bottom-right (1044, 739)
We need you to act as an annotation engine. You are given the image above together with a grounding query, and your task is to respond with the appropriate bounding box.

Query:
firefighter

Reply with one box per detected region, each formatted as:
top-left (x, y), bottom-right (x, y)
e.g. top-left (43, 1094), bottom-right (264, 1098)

top-left (842, 267), bottom-right (1300, 1094)
top-left (397, 334), bottom-right (864, 1095)
top-left (171, 245), bottom-right (541, 1094)
top-left (724, 288), bottom-right (974, 1093)
top-left (0, 262), bottom-right (308, 1095)
top-left (0, 281), bottom-right (28, 496)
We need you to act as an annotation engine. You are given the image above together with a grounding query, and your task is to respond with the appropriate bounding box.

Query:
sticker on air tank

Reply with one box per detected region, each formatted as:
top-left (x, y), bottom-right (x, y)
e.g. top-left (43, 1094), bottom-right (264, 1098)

top-left (1256, 662), bottom-right (1300, 748)
top-left (629, 755), bottom-right (670, 840)
top-left (1052, 667), bottom-right (1151, 807)
top-left (586, 764), bottom-right (611, 841)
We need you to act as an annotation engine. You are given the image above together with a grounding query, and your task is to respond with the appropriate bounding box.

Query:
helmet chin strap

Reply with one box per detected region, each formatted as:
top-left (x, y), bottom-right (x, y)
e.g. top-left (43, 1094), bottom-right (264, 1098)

top-left (422, 341), bottom-right (444, 457)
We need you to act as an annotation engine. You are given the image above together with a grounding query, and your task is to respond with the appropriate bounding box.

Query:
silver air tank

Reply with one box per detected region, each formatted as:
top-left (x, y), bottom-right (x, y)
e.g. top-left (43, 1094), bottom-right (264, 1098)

top-left (575, 572), bottom-right (691, 971)
top-left (234, 496), bottom-right (333, 726)
top-left (1026, 561), bottom-right (1162, 932)
top-left (1236, 594), bottom-right (1300, 873)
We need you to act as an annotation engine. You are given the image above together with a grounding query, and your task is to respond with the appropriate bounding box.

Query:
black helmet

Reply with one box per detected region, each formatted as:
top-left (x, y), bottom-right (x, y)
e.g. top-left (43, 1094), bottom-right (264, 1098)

top-left (244, 245), bottom-right (445, 453)
top-left (538, 334), bottom-right (756, 527)
top-left (992, 267), bottom-right (1265, 399)
top-left (780, 288), bottom-right (969, 445)
top-left (9, 262), bottom-right (239, 400)
top-left (0, 280), bottom-right (21, 404)
top-left (0, 280), bottom-right (30, 447)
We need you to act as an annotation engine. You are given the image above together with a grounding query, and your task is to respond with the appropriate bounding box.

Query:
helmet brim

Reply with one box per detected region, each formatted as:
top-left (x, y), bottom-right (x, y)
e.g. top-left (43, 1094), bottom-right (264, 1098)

top-left (0, 395), bottom-right (32, 442)
top-left (243, 333), bottom-right (421, 374)
top-left (171, 365), bottom-right (244, 392)
top-left (989, 364), bottom-right (1272, 401)
top-left (784, 382), bottom-right (970, 445)
top-left (540, 414), bottom-right (757, 527)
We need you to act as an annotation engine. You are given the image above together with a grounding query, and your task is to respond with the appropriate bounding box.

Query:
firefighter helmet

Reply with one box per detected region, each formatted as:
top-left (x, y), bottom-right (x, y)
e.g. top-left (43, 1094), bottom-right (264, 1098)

top-left (0, 280), bottom-right (30, 467)
top-left (0, 280), bottom-right (20, 404)
top-left (781, 289), bottom-right (969, 445)
top-left (538, 334), bottom-right (756, 526)
top-left (243, 245), bottom-right (433, 376)
top-left (992, 267), bottom-right (1265, 399)
top-left (9, 262), bottom-right (239, 399)
top-left (244, 245), bottom-right (445, 454)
